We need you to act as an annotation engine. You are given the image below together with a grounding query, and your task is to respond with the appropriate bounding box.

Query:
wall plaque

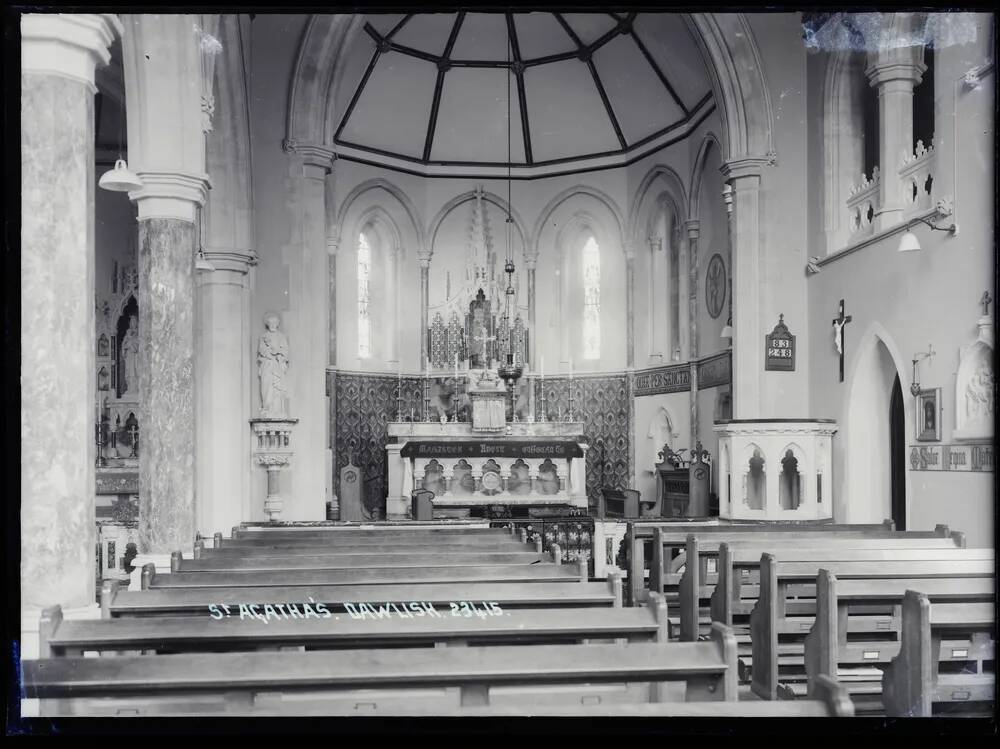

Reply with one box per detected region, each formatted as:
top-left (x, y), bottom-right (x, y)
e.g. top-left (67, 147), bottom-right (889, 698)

top-left (765, 314), bottom-right (795, 371)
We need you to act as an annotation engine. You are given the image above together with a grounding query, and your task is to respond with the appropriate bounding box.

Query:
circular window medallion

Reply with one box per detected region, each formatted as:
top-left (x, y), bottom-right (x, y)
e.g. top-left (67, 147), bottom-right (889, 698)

top-left (481, 472), bottom-right (501, 491)
top-left (705, 254), bottom-right (726, 319)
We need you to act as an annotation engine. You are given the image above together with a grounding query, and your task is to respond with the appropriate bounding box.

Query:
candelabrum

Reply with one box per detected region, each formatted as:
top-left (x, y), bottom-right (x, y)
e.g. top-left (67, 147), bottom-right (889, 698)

top-left (537, 377), bottom-right (547, 422)
top-left (95, 418), bottom-right (108, 467)
top-left (567, 377), bottom-right (576, 422)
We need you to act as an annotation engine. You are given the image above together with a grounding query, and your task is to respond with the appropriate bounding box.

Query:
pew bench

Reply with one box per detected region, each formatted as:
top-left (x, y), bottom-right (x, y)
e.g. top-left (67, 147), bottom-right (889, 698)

top-left (682, 539), bottom-right (987, 641)
top-left (805, 574), bottom-right (996, 715)
top-left (101, 575), bottom-right (625, 619)
top-left (750, 553), bottom-right (995, 701)
top-left (152, 544), bottom-right (587, 589)
top-left (625, 520), bottom-right (949, 605)
top-left (23, 628), bottom-right (740, 716)
top-left (40, 592), bottom-right (667, 657)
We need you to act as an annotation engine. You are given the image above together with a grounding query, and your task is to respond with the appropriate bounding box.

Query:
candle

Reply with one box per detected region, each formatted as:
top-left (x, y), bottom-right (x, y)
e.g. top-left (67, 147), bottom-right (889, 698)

top-left (540, 356), bottom-right (544, 379)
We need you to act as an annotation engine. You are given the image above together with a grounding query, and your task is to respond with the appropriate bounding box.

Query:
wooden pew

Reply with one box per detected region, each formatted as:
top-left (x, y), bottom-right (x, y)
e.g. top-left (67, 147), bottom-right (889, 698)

top-left (23, 626), bottom-right (740, 716)
top-left (384, 674), bottom-right (855, 717)
top-left (625, 519), bottom-right (921, 605)
top-left (750, 553), bottom-right (995, 700)
top-left (40, 589), bottom-right (667, 657)
top-left (101, 575), bottom-right (625, 619)
top-left (806, 575), bottom-right (995, 715)
top-left (639, 525), bottom-right (961, 618)
top-left (154, 544), bottom-right (587, 588)
top-left (186, 548), bottom-right (549, 571)
top-left (682, 537), bottom-right (979, 639)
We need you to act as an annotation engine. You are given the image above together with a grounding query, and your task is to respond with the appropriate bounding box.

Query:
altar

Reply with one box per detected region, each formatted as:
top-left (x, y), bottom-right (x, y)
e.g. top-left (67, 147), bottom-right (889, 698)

top-left (386, 420), bottom-right (589, 519)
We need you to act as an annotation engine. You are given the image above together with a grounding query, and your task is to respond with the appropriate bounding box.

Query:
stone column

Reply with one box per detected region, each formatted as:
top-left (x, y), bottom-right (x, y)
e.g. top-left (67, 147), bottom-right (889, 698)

top-left (866, 49), bottom-right (926, 231)
top-left (21, 12), bottom-right (122, 620)
top-left (648, 236), bottom-right (665, 361)
top-left (418, 251), bottom-right (431, 367)
top-left (195, 250), bottom-right (255, 536)
top-left (686, 220), bottom-right (701, 444)
top-left (280, 142), bottom-right (334, 520)
top-left (721, 160), bottom-right (765, 419)
top-left (624, 241), bottom-right (636, 369)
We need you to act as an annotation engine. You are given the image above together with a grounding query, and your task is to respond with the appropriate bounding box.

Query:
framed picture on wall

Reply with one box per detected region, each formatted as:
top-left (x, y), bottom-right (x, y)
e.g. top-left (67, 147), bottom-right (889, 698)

top-left (915, 387), bottom-right (942, 442)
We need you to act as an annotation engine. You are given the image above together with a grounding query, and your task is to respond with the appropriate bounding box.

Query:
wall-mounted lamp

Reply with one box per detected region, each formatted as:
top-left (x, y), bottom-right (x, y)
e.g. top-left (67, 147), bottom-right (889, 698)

top-left (909, 344), bottom-right (936, 397)
top-left (897, 199), bottom-right (959, 252)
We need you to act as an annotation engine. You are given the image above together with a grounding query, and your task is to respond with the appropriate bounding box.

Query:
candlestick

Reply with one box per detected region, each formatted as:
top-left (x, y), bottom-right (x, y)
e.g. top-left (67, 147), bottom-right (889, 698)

top-left (540, 356), bottom-right (544, 378)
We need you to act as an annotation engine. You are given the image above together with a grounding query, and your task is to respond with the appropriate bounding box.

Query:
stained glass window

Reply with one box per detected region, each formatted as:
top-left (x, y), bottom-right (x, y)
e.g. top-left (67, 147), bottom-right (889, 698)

top-left (582, 236), bottom-right (601, 359)
top-left (358, 232), bottom-right (372, 359)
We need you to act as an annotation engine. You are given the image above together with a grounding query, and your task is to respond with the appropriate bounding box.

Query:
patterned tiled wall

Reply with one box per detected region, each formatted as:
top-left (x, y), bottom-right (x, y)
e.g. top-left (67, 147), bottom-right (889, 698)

top-left (533, 374), bottom-right (631, 507)
top-left (333, 371), bottom-right (632, 517)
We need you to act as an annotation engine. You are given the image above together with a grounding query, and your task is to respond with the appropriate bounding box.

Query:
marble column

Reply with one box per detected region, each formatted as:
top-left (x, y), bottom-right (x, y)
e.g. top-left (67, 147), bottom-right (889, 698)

top-left (21, 13), bottom-right (121, 615)
top-left (624, 242), bottom-right (636, 369)
top-left (136, 213), bottom-right (201, 552)
top-left (867, 51), bottom-right (926, 231)
top-left (648, 236), bottom-right (665, 361)
top-left (722, 161), bottom-right (765, 419)
top-left (195, 250), bottom-right (255, 536)
top-left (686, 220), bottom-right (701, 445)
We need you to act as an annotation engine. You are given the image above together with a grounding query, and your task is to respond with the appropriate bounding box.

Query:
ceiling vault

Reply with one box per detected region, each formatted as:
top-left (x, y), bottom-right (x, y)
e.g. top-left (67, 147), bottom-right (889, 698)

top-left (506, 13), bottom-right (533, 165)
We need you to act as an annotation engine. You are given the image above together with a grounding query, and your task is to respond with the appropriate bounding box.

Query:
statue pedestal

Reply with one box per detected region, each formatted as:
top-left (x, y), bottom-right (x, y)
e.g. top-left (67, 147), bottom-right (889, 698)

top-left (250, 418), bottom-right (298, 521)
top-left (714, 419), bottom-right (837, 521)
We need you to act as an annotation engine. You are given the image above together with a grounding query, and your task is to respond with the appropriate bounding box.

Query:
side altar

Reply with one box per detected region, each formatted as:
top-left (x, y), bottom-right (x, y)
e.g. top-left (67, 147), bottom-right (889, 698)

top-left (386, 417), bottom-right (589, 520)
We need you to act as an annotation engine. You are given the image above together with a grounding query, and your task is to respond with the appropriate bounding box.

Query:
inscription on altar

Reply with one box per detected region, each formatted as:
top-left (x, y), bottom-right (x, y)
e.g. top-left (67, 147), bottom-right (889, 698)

top-left (401, 441), bottom-right (584, 459)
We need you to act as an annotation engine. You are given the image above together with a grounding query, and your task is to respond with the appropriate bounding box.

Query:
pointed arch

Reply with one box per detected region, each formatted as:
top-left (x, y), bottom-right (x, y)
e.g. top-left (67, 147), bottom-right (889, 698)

top-left (336, 178), bottom-right (425, 253)
top-left (842, 321), bottom-right (913, 526)
top-left (629, 164), bottom-right (689, 241)
top-left (531, 186), bottom-right (625, 258)
top-left (427, 190), bottom-right (530, 257)
top-left (688, 131), bottom-right (724, 219)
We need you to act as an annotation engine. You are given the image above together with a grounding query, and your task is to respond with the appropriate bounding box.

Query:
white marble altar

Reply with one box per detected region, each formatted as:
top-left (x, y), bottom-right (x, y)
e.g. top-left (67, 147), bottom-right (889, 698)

top-left (386, 421), bottom-right (588, 519)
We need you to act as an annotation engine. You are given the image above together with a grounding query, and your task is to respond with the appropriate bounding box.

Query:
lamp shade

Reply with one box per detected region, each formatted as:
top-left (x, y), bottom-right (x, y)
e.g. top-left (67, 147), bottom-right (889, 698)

top-left (897, 230), bottom-right (921, 253)
top-left (98, 159), bottom-right (143, 192)
top-left (720, 324), bottom-right (733, 339)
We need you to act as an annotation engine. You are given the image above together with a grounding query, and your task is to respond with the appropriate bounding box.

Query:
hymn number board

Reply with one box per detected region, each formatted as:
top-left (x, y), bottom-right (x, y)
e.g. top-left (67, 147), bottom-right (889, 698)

top-left (765, 314), bottom-right (795, 372)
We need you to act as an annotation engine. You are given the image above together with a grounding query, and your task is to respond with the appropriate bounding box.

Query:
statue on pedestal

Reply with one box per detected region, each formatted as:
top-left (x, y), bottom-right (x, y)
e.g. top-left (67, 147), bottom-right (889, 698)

top-left (119, 314), bottom-right (139, 396)
top-left (258, 312), bottom-right (289, 418)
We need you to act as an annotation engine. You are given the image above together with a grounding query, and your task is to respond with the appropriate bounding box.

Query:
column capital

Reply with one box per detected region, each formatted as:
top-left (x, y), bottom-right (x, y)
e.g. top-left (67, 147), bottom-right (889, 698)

top-left (523, 252), bottom-right (538, 270)
top-left (283, 140), bottom-right (337, 172)
top-left (129, 171), bottom-right (211, 222)
top-left (684, 219), bottom-right (701, 239)
top-left (647, 236), bottom-right (663, 253)
top-left (721, 158), bottom-right (768, 183)
top-left (417, 249), bottom-right (433, 268)
top-left (200, 248), bottom-right (258, 274)
top-left (623, 240), bottom-right (638, 260)
top-left (865, 60), bottom-right (926, 88)
top-left (21, 13), bottom-right (122, 91)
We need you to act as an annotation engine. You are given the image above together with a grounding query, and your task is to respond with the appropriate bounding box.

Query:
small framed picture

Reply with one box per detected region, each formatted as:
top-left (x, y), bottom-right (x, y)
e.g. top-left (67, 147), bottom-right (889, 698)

top-left (915, 387), bottom-right (942, 442)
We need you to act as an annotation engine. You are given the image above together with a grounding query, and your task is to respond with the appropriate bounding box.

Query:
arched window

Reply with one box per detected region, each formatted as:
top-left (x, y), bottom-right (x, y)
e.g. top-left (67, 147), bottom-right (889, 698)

top-left (582, 235), bottom-right (601, 360)
top-left (357, 232), bottom-right (372, 359)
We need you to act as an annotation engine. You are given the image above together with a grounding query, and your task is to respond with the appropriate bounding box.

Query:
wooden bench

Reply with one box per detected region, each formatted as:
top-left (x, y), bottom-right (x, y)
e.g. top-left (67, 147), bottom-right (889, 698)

top-left (40, 590), bottom-right (666, 657)
top-left (636, 525), bottom-right (961, 618)
top-left (376, 674), bottom-right (855, 717)
top-left (626, 519), bottom-right (915, 605)
top-left (681, 536), bottom-right (978, 640)
top-left (23, 627), bottom-right (740, 716)
top-left (806, 574), bottom-right (995, 714)
top-left (101, 575), bottom-right (625, 619)
top-left (152, 543), bottom-right (587, 589)
top-left (750, 553), bottom-right (995, 700)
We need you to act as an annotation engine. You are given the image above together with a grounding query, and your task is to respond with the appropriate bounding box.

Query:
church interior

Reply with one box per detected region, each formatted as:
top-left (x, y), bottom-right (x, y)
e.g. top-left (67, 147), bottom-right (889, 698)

top-left (17, 10), bottom-right (996, 721)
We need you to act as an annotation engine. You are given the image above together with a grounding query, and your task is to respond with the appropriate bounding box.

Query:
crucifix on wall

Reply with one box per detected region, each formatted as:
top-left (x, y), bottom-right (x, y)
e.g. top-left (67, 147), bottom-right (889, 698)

top-left (832, 299), bottom-right (853, 382)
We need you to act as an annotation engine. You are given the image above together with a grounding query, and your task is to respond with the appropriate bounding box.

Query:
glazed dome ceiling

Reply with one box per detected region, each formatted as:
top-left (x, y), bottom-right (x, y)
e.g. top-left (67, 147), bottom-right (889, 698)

top-left (331, 12), bottom-right (715, 177)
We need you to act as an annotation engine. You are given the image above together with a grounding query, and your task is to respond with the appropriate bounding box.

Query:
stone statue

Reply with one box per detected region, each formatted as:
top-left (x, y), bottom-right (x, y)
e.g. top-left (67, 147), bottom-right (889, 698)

top-left (258, 312), bottom-right (289, 418)
top-left (119, 315), bottom-right (139, 396)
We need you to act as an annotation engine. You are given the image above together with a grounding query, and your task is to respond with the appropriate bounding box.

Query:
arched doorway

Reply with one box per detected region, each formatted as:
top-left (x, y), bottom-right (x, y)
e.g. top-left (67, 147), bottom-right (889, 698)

top-left (889, 376), bottom-right (906, 530)
top-left (844, 331), bottom-right (908, 525)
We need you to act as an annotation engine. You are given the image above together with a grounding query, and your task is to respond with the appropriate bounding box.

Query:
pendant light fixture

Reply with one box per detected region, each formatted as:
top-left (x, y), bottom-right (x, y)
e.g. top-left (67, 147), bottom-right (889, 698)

top-left (98, 89), bottom-right (143, 192)
top-left (497, 20), bottom-right (523, 399)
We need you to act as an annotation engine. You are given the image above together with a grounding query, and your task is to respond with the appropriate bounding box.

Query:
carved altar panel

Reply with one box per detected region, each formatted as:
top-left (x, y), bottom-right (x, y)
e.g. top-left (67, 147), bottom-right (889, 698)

top-left (954, 316), bottom-right (994, 441)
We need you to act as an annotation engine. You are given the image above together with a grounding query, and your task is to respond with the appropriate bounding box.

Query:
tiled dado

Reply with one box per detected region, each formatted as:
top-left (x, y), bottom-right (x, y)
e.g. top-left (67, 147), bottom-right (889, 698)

top-left (908, 443), bottom-right (994, 472)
